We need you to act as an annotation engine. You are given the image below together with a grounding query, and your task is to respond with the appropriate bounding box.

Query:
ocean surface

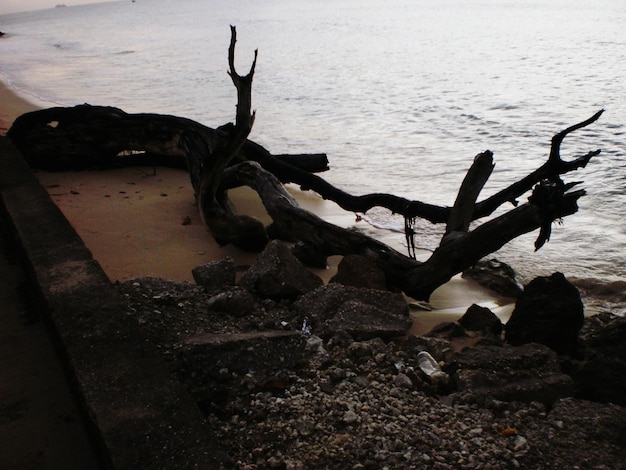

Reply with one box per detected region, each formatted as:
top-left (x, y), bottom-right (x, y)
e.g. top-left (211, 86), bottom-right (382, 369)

top-left (1, 0), bottom-right (624, 311)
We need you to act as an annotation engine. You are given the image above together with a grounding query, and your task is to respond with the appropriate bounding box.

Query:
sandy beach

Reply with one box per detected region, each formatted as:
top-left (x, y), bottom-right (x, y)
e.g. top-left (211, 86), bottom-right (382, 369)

top-left (0, 81), bottom-right (40, 135)
top-left (0, 80), bottom-right (514, 334)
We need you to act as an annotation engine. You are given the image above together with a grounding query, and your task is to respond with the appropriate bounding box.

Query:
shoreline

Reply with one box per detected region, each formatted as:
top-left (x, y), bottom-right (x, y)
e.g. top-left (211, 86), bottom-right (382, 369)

top-left (0, 80), bottom-right (514, 333)
top-left (2, 92), bottom-right (623, 469)
top-left (0, 79), bottom-right (40, 136)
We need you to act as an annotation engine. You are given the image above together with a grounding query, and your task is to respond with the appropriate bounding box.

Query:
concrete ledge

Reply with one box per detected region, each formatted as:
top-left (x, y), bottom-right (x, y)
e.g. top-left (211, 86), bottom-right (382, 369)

top-left (0, 137), bottom-right (223, 468)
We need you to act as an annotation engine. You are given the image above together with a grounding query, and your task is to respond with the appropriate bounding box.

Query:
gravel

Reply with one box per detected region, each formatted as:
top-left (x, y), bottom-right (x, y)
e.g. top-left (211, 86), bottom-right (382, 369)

top-left (118, 277), bottom-right (626, 470)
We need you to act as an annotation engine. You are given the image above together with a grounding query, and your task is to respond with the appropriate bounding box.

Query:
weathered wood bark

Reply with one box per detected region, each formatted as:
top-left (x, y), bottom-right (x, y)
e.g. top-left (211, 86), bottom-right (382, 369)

top-left (221, 161), bottom-right (586, 300)
top-left (9, 104), bottom-right (602, 227)
top-left (180, 25), bottom-right (269, 251)
top-left (444, 151), bottom-right (494, 237)
top-left (6, 106), bottom-right (329, 175)
top-left (6, 27), bottom-right (605, 300)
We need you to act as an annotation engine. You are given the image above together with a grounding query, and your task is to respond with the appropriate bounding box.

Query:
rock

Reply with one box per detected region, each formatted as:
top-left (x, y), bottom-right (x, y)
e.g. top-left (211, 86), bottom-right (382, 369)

top-left (192, 257), bottom-right (236, 294)
top-left (181, 330), bottom-right (306, 375)
top-left (238, 240), bottom-right (323, 299)
top-left (546, 397), bottom-right (626, 461)
top-left (463, 258), bottom-right (523, 298)
top-left (574, 313), bottom-right (626, 405)
top-left (505, 273), bottom-right (584, 355)
top-left (205, 286), bottom-right (261, 317)
top-left (342, 409), bottom-right (359, 424)
top-left (304, 335), bottom-right (329, 369)
top-left (346, 337), bottom-right (388, 360)
top-left (294, 283), bottom-right (412, 340)
top-left (291, 242), bottom-right (327, 269)
top-left (116, 275), bottom-right (626, 469)
top-left (319, 300), bottom-right (413, 341)
top-left (459, 304), bottom-right (503, 337)
top-left (330, 254), bottom-right (388, 291)
top-left (177, 331), bottom-right (307, 406)
top-left (580, 312), bottom-right (626, 359)
top-left (449, 343), bottom-right (574, 406)
top-left (394, 373), bottom-right (414, 389)
top-left (576, 356), bottom-right (626, 406)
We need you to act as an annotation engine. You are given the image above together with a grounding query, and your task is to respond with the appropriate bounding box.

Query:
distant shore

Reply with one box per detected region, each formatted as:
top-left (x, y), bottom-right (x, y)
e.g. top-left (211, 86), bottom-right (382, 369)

top-left (0, 80), bottom-right (514, 334)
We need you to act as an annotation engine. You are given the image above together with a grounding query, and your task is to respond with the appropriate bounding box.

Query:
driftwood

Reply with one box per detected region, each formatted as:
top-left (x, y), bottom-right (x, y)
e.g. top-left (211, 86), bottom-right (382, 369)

top-left (7, 27), bottom-right (604, 300)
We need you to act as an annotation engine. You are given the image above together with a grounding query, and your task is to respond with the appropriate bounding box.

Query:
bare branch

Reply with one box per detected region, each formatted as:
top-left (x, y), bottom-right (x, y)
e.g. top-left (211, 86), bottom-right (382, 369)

top-left (444, 150), bottom-right (494, 239)
top-left (549, 109), bottom-right (604, 165)
top-left (6, 28), bottom-right (605, 299)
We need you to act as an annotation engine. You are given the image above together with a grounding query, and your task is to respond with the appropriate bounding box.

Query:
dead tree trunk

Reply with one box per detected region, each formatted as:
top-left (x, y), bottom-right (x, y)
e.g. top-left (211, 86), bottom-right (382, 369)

top-left (181, 25), bottom-right (269, 251)
top-left (5, 106), bottom-right (329, 175)
top-left (220, 159), bottom-right (585, 300)
top-left (6, 27), bottom-right (605, 300)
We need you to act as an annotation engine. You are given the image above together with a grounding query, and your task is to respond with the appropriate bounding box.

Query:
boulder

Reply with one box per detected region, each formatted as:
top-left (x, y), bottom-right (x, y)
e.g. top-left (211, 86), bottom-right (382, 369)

top-left (294, 283), bottom-right (412, 340)
top-left (291, 242), bottom-right (327, 269)
top-left (177, 331), bottom-right (307, 410)
top-left (546, 397), bottom-right (626, 460)
top-left (448, 343), bottom-right (574, 406)
top-left (238, 240), bottom-right (323, 299)
top-left (576, 356), bottom-right (626, 406)
top-left (580, 312), bottom-right (626, 359)
top-left (463, 258), bottom-right (523, 298)
top-left (192, 257), bottom-right (236, 294)
top-left (458, 304), bottom-right (503, 337)
top-left (505, 272), bottom-right (584, 355)
top-left (330, 254), bottom-right (388, 291)
top-left (205, 286), bottom-right (261, 317)
top-left (320, 300), bottom-right (412, 341)
top-left (574, 313), bottom-right (626, 405)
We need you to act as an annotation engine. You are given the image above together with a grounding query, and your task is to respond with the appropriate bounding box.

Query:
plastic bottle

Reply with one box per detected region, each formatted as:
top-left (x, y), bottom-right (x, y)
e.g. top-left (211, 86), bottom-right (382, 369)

top-left (417, 351), bottom-right (449, 384)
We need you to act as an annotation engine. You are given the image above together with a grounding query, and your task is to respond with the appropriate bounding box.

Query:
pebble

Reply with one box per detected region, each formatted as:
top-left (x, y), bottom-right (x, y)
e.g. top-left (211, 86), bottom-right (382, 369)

top-left (119, 278), bottom-right (626, 469)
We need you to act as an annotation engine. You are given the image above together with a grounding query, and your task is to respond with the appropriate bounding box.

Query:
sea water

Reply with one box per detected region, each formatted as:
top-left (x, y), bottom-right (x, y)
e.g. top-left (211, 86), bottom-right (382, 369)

top-left (1, 0), bottom-right (624, 310)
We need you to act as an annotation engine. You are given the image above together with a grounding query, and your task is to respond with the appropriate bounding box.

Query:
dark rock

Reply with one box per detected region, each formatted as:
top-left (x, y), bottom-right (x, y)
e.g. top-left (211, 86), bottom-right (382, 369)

top-left (205, 286), bottom-right (261, 317)
top-left (177, 331), bottom-right (306, 406)
top-left (294, 283), bottom-right (411, 340)
top-left (320, 300), bottom-right (412, 341)
top-left (574, 313), bottom-right (626, 405)
top-left (576, 356), bottom-right (626, 406)
top-left (459, 304), bottom-right (503, 337)
top-left (192, 257), bottom-right (236, 294)
top-left (463, 258), bottom-right (523, 298)
top-left (130, 276), bottom-right (206, 306)
top-left (546, 398), bottom-right (626, 461)
top-left (238, 240), bottom-right (323, 299)
top-left (505, 272), bottom-right (584, 355)
top-left (292, 242), bottom-right (327, 269)
top-left (303, 335), bottom-right (330, 369)
top-left (346, 337), bottom-right (388, 360)
top-left (580, 312), bottom-right (626, 359)
top-left (449, 343), bottom-right (574, 406)
top-left (474, 336), bottom-right (505, 347)
top-left (330, 254), bottom-right (388, 291)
